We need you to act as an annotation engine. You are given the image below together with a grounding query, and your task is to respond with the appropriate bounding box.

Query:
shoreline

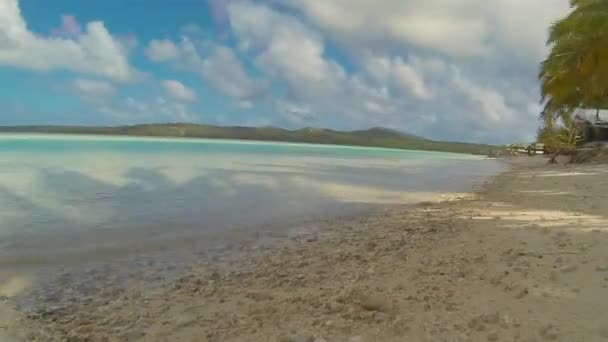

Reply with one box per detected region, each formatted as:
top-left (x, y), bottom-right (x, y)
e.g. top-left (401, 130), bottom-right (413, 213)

top-left (9, 156), bottom-right (608, 341)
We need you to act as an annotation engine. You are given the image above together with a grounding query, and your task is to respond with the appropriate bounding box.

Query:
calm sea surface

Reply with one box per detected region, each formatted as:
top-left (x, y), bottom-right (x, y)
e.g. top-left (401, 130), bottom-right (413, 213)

top-left (0, 134), bottom-right (505, 269)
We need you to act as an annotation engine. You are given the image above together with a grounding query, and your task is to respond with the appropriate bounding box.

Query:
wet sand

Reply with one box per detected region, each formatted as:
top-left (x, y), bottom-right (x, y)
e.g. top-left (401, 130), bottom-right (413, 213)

top-left (6, 157), bottom-right (608, 341)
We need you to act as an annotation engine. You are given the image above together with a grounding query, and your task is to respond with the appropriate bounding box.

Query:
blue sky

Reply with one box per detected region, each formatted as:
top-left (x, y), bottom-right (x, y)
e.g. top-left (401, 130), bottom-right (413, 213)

top-left (0, 0), bottom-right (572, 144)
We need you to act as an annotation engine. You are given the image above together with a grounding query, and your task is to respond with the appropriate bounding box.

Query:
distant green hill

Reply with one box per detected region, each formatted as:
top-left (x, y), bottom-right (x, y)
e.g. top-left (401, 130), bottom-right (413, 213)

top-left (0, 123), bottom-right (496, 155)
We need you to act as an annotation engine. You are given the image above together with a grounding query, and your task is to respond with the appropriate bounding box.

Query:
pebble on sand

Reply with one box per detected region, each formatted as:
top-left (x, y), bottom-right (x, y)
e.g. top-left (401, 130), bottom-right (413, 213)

top-left (560, 265), bottom-right (578, 273)
top-left (358, 294), bottom-right (392, 313)
top-left (595, 265), bottom-right (608, 272)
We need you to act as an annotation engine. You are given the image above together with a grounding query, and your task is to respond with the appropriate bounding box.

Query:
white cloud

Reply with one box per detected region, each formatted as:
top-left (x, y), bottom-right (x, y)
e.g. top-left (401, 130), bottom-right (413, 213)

top-left (236, 100), bottom-right (254, 109)
top-left (145, 39), bottom-right (178, 62)
top-left (162, 79), bottom-right (197, 102)
top-left (220, 1), bottom-right (573, 143)
top-left (100, 96), bottom-right (199, 123)
top-left (364, 55), bottom-right (431, 100)
top-left (200, 45), bottom-right (268, 101)
top-left (0, 0), bottom-right (138, 82)
top-left (227, 2), bottom-right (407, 126)
top-left (287, 0), bottom-right (570, 61)
top-left (146, 36), bottom-right (267, 106)
top-left (490, 0), bottom-right (571, 64)
top-left (277, 101), bottom-right (313, 124)
top-left (73, 79), bottom-right (116, 98)
top-left (285, 1), bottom-right (488, 57)
top-left (450, 66), bottom-right (511, 124)
top-left (229, 1), bottom-right (333, 97)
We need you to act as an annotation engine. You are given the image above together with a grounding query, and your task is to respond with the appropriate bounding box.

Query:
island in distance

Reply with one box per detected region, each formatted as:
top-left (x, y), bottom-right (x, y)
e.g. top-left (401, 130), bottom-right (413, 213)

top-left (0, 123), bottom-right (496, 155)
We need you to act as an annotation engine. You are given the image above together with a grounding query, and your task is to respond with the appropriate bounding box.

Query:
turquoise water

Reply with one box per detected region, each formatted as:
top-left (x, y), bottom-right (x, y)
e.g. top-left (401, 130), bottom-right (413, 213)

top-left (0, 134), bottom-right (504, 268)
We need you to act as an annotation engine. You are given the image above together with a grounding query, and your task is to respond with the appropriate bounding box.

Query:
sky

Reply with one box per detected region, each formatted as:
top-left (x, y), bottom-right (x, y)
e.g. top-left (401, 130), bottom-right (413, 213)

top-left (0, 0), bottom-right (572, 144)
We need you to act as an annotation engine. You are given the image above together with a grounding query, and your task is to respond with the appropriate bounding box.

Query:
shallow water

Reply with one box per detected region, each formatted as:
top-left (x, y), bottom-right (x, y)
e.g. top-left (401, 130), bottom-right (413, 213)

top-left (0, 134), bottom-right (504, 272)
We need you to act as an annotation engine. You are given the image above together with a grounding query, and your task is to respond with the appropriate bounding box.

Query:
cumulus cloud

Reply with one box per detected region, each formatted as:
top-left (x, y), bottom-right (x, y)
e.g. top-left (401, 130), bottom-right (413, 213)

top-left (226, 2), bottom-right (424, 128)
top-left (229, 1), bottom-right (340, 99)
top-left (220, 0), bottom-right (571, 143)
top-left (162, 79), bottom-right (197, 102)
top-left (286, 0), bottom-right (569, 61)
top-left (199, 45), bottom-right (268, 100)
top-left (146, 36), bottom-right (267, 106)
top-left (363, 55), bottom-right (432, 100)
top-left (0, 0), bottom-right (138, 82)
top-left (145, 39), bottom-right (178, 62)
top-left (73, 79), bottom-right (116, 98)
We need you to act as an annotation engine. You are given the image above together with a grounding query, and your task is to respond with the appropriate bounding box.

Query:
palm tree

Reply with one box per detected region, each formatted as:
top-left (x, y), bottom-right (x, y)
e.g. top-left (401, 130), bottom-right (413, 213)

top-left (540, 0), bottom-right (608, 122)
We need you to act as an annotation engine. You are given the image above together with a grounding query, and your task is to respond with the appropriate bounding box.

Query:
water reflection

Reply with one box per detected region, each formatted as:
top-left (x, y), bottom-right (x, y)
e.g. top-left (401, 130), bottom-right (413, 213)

top-left (0, 137), bottom-right (504, 268)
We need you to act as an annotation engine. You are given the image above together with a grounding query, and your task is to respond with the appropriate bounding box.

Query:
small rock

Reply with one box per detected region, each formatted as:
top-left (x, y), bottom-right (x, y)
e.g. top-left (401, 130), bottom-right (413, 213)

top-left (349, 336), bottom-right (364, 342)
top-left (391, 316), bottom-right (409, 333)
top-left (560, 265), bottom-right (578, 273)
top-left (314, 338), bottom-right (328, 342)
top-left (292, 336), bottom-right (314, 342)
top-left (481, 312), bottom-right (500, 325)
top-left (358, 294), bottom-right (391, 312)
top-left (548, 271), bottom-right (558, 282)
top-left (595, 265), bottom-right (608, 272)
top-left (499, 314), bottom-right (512, 328)
top-left (246, 291), bottom-right (274, 301)
top-left (539, 325), bottom-right (559, 340)
top-left (374, 311), bottom-right (389, 322)
top-left (514, 288), bottom-right (529, 299)
top-left (117, 330), bottom-right (145, 341)
top-left (487, 331), bottom-right (499, 341)
top-left (276, 335), bottom-right (291, 342)
top-left (306, 236), bottom-right (318, 243)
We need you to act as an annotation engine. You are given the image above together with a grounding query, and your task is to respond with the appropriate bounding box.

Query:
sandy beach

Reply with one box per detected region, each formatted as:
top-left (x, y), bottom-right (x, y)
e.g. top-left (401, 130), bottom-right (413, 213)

top-left (5, 157), bottom-right (608, 341)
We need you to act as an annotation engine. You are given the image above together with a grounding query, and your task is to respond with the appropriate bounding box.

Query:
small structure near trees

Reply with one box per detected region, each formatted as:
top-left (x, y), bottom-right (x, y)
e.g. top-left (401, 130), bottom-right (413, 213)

top-left (576, 111), bottom-right (608, 145)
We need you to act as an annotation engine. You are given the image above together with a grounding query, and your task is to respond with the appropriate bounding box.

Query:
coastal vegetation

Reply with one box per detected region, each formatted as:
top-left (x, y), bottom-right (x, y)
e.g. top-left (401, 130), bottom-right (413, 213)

top-left (0, 124), bottom-right (495, 155)
top-left (538, 0), bottom-right (608, 150)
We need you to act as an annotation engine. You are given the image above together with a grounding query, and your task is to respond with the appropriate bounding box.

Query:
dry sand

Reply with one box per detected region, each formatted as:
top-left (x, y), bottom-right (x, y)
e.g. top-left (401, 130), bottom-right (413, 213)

top-left (6, 157), bottom-right (608, 341)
